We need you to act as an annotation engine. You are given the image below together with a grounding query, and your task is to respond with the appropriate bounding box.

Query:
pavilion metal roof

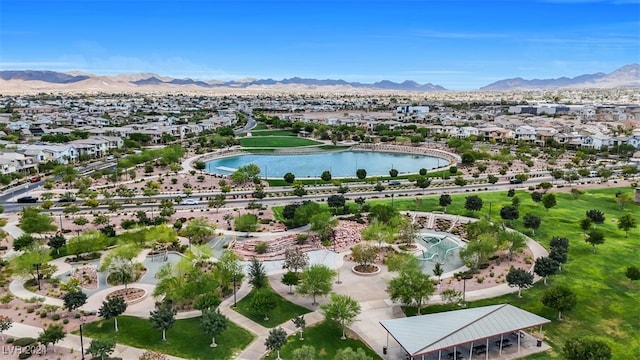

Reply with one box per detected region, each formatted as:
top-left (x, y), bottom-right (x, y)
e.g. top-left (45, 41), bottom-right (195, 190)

top-left (379, 304), bottom-right (551, 356)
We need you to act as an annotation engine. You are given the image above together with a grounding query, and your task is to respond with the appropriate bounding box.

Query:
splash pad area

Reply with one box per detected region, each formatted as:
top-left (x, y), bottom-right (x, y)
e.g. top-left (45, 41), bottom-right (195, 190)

top-left (416, 231), bottom-right (465, 274)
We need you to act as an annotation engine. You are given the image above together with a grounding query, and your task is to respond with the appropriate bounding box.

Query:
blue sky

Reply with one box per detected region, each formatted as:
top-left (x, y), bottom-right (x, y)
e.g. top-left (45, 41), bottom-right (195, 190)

top-left (0, 0), bottom-right (638, 89)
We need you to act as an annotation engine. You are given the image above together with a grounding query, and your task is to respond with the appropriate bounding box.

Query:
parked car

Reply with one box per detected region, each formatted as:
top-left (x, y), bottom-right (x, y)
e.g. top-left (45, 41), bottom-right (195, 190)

top-left (183, 199), bottom-right (199, 205)
top-left (17, 196), bottom-right (38, 203)
top-left (509, 178), bottom-right (523, 184)
top-left (30, 176), bottom-right (42, 183)
top-left (389, 180), bottom-right (401, 185)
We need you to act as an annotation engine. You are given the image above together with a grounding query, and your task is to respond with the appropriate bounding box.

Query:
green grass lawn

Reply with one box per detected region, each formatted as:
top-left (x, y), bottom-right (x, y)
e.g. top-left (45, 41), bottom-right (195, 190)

top-left (263, 321), bottom-right (382, 360)
top-left (239, 136), bottom-right (322, 148)
top-left (233, 285), bottom-right (312, 327)
top-left (389, 186), bottom-right (639, 359)
top-left (252, 123), bottom-right (269, 130)
top-left (80, 315), bottom-right (255, 360)
top-left (247, 129), bottom-right (298, 137)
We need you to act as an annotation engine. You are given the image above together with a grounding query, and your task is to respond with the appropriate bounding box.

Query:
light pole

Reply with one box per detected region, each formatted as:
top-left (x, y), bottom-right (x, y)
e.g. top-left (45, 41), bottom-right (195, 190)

top-left (335, 264), bottom-right (342, 285)
top-left (33, 263), bottom-right (41, 291)
top-left (391, 193), bottom-right (394, 207)
top-left (59, 214), bottom-right (64, 232)
top-left (79, 323), bottom-right (85, 360)
top-left (232, 273), bottom-right (237, 308)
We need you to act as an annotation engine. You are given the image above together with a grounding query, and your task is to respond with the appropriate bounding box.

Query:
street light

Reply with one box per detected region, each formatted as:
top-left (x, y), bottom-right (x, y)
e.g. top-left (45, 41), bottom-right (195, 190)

top-left (79, 323), bottom-right (85, 360)
top-left (232, 273), bottom-right (237, 308)
top-left (33, 263), bottom-right (42, 291)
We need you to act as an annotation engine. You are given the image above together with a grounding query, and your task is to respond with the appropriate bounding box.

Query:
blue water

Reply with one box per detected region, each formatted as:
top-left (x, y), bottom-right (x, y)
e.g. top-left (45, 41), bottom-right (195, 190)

top-left (205, 151), bottom-right (447, 178)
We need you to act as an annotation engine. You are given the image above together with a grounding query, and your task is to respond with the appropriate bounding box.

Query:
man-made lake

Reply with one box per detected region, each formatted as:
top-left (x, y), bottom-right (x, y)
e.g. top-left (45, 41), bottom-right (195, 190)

top-left (205, 151), bottom-right (447, 178)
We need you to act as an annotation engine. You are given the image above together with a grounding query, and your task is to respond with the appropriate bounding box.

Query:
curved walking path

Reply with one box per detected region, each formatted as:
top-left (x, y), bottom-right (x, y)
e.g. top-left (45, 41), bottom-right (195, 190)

top-left (4, 203), bottom-right (550, 360)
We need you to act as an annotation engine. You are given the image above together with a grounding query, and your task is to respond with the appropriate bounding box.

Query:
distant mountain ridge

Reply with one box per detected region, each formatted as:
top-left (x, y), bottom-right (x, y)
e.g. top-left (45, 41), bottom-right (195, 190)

top-left (1, 64), bottom-right (637, 92)
top-left (1, 70), bottom-right (446, 91)
top-left (480, 64), bottom-right (639, 90)
top-left (0, 70), bottom-right (90, 84)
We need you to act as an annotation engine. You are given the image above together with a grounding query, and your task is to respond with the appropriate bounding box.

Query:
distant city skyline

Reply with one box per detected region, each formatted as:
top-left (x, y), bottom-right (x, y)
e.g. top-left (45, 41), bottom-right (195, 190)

top-left (0, 0), bottom-right (638, 90)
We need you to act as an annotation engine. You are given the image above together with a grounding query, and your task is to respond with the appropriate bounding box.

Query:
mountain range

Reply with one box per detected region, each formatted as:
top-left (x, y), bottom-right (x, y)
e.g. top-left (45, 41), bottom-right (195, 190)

top-left (480, 64), bottom-right (639, 90)
top-left (0, 64), bottom-right (637, 93)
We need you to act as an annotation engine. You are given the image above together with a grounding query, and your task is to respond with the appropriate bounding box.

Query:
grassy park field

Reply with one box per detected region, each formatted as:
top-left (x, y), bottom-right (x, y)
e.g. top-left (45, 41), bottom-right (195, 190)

top-left (380, 186), bottom-right (639, 359)
top-left (81, 315), bottom-right (255, 359)
top-left (239, 136), bottom-right (322, 148)
top-left (263, 321), bottom-right (382, 360)
top-left (233, 285), bottom-right (311, 328)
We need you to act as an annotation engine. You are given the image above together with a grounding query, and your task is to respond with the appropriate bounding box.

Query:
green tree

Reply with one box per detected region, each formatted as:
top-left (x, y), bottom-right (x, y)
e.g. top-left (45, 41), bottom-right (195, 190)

top-left (234, 214), bottom-right (258, 233)
top-left (542, 285), bottom-right (577, 320)
top-left (321, 293), bottom-right (361, 339)
top-left (541, 193), bottom-right (557, 213)
top-left (350, 243), bottom-right (379, 271)
top-left (506, 268), bottom-right (534, 297)
top-left (439, 194), bottom-right (452, 212)
top-left (282, 271), bottom-right (300, 294)
top-left (262, 329), bottom-right (286, 360)
top-left (497, 230), bottom-right (527, 261)
top-left (617, 213), bottom-right (637, 238)
top-left (585, 209), bottom-right (605, 226)
top-left (464, 195), bottom-right (483, 212)
top-left (63, 290), bottom-right (87, 312)
top-left (530, 191), bottom-right (543, 204)
top-left (98, 296), bottom-right (127, 332)
top-left (149, 299), bottom-right (177, 341)
top-left (19, 207), bottom-right (57, 238)
top-left (387, 269), bottom-right (434, 315)
top-left (86, 338), bottom-right (116, 360)
top-left (201, 308), bottom-right (228, 347)
top-left (12, 233), bottom-right (35, 251)
top-left (292, 345), bottom-right (316, 360)
top-left (67, 230), bottom-right (109, 257)
top-left (291, 315), bottom-right (307, 341)
top-left (534, 256), bottom-right (559, 285)
top-left (499, 205), bottom-right (519, 225)
top-left (616, 192), bottom-right (634, 210)
top-left (523, 213), bottom-right (541, 235)
top-left (297, 264), bottom-right (335, 305)
top-left (432, 262), bottom-right (444, 282)
top-left (356, 168), bottom-right (367, 180)
top-left (310, 211), bottom-right (338, 241)
top-left (625, 265), bottom-right (640, 281)
top-left (389, 168), bottom-right (399, 177)
top-left (208, 194), bottom-right (227, 213)
top-left (38, 323), bottom-right (66, 353)
top-left (180, 217), bottom-right (216, 245)
top-left (321, 170), bottom-right (332, 182)
top-left (251, 289), bottom-right (277, 321)
top-left (284, 172), bottom-right (296, 184)
top-left (334, 347), bottom-right (373, 360)
top-left (585, 229), bottom-right (605, 253)
top-left (193, 161), bottom-right (206, 170)
top-left (563, 337), bottom-right (611, 360)
top-left (10, 246), bottom-right (52, 282)
top-left (248, 257), bottom-right (267, 288)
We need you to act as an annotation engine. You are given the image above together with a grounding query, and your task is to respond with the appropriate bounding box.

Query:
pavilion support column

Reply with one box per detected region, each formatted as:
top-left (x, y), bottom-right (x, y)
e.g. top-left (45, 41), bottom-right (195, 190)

top-left (469, 341), bottom-right (473, 360)
top-left (485, 338), bottom-right (489, 360)
top-left (518, 331), bottom-right (521, 353)
top-left (438, 350), bottom-right (441, 360)
top-left (454, 345), bottom-right (457, 360)
top-left (499, 334), bottom-right (504, 356)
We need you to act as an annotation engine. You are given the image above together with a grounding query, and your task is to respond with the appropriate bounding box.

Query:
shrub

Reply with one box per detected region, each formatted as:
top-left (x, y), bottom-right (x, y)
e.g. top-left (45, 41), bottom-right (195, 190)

top-left (18, 353), bottom-right (32, 359)
top-left (39, 311), bottom-right (47, 318)
top-left (52, 313), bottom-right (60, 321)
top-left (255, 241), bottom-right (269, 254)
top-left (296, 233), bottom-right (308, 245)
top-left (14, 337), bottom-right (36, 347)
top-left (26, 307), bottom-right (35, 313)
top-left (63, 318), bottom-right (69, 324)
top-left (74, 313), bottom-right (81, 319)
top-left (6, 337), bottom-right (14, 343)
